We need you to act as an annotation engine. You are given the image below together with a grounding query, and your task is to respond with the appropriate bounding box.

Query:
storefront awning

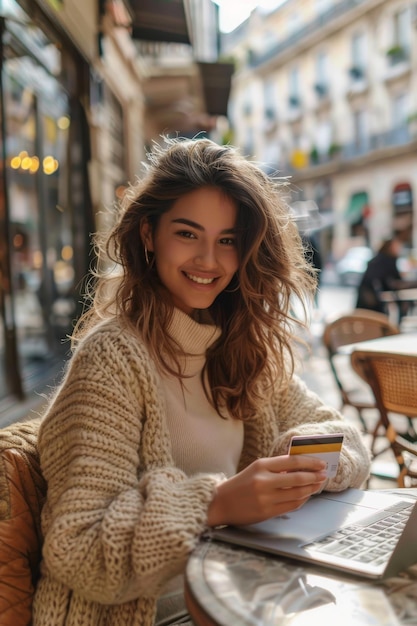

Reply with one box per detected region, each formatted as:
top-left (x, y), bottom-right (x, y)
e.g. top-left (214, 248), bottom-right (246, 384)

top-left (197, 62), bottom-right (234, 117)
top-left (127, 0), bottom-right (191, 44)
top-left (346, 191), bottom-right (368, 223)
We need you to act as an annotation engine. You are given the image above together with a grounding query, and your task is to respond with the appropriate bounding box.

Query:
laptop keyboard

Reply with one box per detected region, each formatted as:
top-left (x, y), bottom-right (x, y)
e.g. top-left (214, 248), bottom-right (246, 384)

top-left (304, 500), bottom-right (414, 567)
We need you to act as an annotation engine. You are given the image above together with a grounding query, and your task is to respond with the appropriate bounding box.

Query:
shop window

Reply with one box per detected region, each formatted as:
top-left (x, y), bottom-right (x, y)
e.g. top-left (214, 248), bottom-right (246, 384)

top-left (392, 182), bottom-right (413, 245)
top-left (1, 15), bottom-right (74, 396)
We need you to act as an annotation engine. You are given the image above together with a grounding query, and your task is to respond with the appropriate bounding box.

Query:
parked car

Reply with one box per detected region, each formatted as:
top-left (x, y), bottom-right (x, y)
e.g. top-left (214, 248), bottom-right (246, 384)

top-left (335, 246), bottom-right (373, 287)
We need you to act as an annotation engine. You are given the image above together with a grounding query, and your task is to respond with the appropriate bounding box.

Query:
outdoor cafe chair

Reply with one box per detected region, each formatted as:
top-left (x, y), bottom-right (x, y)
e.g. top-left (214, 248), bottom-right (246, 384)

top-left (351, 350), bottom-right (417, 488)
top-left (322, 309), bottom-right (400, 455)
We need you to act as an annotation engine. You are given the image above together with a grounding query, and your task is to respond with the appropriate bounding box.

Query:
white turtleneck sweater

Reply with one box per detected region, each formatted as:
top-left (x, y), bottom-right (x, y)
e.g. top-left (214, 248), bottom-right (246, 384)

top-left (161, 309), bottom-right (244, 478)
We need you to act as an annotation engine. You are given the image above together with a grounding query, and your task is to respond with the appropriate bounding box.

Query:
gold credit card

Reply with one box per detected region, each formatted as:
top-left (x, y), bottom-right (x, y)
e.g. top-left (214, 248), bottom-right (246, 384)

top-left (289, 433), bottom-right (344, 478)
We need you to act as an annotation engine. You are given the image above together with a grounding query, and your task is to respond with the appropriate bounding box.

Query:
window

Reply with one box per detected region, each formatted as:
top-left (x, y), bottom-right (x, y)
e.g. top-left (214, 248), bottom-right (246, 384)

top-left (263, 79), bottom-right (276, 119)
top-left (288, 67), bottom-right (300, 107)
top-left (242, 83), bottom-right (253, 116)
top-left (263, 30), bottom-right (278, 52)
top-left (350, 32), bottom-right (366, 78)
top-left (264, 139), bottom-right (281, 168)
top-left (287, 12), bottom-right (300, 36)
top-left (392, 93), bottom-right (408, 128)
top-left (353, 109), bottom-right (369, 152)
top-left (243, 127), bottom-right (254, 157)
top-left (394, 8), bottom-right (411, 51)
top-left (387, 8), bottom-right (411, 64)
top-left (316, 0), bottom-right (332, 15)
top-left (315, 119), bottom-right (332, 155)
top-left (316, 51), bottom-right (328, 82)
top-left (315, 51), bottom-right (328, 95)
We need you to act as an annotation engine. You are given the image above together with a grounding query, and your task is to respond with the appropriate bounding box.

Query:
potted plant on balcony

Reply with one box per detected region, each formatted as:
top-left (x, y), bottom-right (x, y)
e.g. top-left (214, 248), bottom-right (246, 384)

top-left (386, 45), bottom-right (406, 64)
top-left (309, 146), bottom-right (319, 164)
top-left (328, 143), bottom-right (342, 158)
top-left (221, 128), bottom-right (235, 145)
top-left (407, 112), bottom-right (417, 137)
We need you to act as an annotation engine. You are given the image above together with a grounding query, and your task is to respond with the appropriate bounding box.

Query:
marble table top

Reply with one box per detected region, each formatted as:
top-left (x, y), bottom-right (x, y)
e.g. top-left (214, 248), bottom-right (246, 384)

top-left (186, 490), bottom-right (417, 626)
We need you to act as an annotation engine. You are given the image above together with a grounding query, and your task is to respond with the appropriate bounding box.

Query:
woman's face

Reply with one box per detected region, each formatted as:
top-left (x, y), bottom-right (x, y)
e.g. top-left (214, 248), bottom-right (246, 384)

top-left (144, 186), bottom-right (239, 315)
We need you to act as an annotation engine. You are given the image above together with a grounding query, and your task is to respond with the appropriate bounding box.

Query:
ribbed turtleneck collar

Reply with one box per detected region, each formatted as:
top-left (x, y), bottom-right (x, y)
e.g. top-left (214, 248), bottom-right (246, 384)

top-left (166, 308), bottom-right (221, 356)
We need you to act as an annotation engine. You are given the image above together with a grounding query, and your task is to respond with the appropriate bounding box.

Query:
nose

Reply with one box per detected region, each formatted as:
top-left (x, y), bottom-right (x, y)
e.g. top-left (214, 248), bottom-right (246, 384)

top-left (194, 241), bottom-right (217, 267)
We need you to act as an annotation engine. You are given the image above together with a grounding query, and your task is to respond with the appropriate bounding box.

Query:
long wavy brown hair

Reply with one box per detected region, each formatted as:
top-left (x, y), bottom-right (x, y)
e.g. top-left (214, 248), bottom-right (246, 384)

top-left (74, 137), bottom-right (317, 420)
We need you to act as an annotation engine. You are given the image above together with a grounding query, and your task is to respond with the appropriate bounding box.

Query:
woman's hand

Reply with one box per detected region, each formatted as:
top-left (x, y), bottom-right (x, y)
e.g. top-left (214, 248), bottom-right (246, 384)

top-left (207, 455), bottom-right (327, 527)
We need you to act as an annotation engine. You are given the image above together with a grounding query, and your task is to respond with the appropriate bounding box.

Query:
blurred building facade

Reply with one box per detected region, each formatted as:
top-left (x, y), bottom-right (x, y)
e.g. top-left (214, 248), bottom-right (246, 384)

top-left (222, 0), bottom-right (417, 266)
top-left (0, 0), bottom-right (233, 414)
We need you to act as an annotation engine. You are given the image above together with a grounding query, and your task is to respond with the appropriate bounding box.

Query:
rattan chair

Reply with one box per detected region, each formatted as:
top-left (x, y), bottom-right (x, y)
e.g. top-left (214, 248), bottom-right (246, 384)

top-left (351, 350), bottom-right (417, 487)
top-left (322, 309), bottom-right (400, 453)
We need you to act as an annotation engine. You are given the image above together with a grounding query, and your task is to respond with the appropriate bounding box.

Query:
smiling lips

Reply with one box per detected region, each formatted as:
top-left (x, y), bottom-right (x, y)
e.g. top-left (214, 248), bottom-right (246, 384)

top-left (185, 272), bottom-right (217, 285)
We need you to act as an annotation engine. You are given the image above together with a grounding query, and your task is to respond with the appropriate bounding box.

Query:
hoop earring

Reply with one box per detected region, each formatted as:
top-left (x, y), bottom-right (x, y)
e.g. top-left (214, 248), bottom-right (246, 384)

top-left (144, 246), bottom-right (155, 269)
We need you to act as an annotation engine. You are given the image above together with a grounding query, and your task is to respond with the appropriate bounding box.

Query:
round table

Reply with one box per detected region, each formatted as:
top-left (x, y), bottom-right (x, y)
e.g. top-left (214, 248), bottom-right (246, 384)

top-left (186, 536), bottom-right (417, 625)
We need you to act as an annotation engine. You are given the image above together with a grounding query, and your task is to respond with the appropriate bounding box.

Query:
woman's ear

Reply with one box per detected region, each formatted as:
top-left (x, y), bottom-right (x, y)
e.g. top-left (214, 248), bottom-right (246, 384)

top-left (140, 221), bottom-right (154, 252)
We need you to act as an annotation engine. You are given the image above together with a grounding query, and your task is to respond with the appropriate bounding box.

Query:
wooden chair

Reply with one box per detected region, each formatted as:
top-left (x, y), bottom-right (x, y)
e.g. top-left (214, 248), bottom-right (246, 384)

top-left (322, 309), bottom-right (400, 454)
top-left (0, 419), bottom-right (45, 625)
top-left (351, 350), bottom-right (417, 488)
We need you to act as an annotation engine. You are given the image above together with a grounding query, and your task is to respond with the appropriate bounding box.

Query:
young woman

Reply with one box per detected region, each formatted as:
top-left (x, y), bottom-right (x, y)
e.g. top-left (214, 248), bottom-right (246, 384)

top-left (33, 138), bottom-right (370, 625)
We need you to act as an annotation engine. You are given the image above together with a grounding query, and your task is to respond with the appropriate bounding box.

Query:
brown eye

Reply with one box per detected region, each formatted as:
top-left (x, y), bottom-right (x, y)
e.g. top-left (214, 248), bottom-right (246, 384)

top-left (176, 230), bottom-right (196, 239)
top-left (219, 237), bottom-right (236, 246)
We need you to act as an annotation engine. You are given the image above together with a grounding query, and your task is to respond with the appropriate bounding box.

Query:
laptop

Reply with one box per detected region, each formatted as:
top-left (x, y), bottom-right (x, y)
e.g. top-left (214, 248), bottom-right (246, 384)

top-left (210, 488), bottom-right (417, 580)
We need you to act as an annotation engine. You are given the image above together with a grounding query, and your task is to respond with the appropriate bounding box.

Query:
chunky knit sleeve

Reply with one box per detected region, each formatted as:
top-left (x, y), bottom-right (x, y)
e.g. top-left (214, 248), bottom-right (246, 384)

top-left (269, 374), bottom-right (371, 490)
top-left (37, 324), bottom-right (223, 605)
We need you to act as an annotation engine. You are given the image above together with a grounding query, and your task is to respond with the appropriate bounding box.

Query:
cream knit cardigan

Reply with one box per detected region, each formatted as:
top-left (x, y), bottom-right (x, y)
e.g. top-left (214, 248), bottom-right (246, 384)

top-left (33, 317), bottom-right (370, 626)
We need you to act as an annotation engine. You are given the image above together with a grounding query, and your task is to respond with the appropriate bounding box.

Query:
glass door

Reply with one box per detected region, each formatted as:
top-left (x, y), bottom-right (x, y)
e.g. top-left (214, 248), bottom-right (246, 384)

top-left (1, 15), bottom-right (73, 394)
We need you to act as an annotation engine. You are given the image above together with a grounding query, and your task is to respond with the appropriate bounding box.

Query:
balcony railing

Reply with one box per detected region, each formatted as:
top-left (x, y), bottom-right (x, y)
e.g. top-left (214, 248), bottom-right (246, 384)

top-left (249, 0), bottom-right (364, 68)
top-left (135, 41), bottom-right (193, 65)
top-left (342, 126), bottom-right (412, 159)
top-left (285, 124), bottom-right (414, 173)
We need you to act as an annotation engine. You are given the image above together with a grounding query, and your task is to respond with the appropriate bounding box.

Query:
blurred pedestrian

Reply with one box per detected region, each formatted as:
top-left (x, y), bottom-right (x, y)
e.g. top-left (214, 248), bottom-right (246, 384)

top-left (356, 235), bottom-right (417, 315)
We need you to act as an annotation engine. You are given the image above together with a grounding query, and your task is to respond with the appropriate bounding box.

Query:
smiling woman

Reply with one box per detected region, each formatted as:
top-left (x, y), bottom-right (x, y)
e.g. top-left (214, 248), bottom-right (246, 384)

top-left (32, 136), bottom-right (371, 626)
top-left (140, 187), bottom-right (239, 315)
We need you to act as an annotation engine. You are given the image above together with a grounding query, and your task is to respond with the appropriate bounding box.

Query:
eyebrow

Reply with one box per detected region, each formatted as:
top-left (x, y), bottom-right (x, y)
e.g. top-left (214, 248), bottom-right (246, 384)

top-left (171, 218), bottom-right (237, 234)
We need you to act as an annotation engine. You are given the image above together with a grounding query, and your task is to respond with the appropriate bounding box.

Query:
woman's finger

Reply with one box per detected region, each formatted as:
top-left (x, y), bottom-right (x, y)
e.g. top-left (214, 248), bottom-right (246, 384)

top-left (264, 454), bottom-right (327, 473)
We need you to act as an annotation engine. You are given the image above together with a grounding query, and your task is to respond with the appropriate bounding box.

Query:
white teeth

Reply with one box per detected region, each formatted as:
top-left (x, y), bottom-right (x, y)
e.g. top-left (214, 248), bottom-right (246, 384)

top-left (186, 273), bottom-right (215, 284)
